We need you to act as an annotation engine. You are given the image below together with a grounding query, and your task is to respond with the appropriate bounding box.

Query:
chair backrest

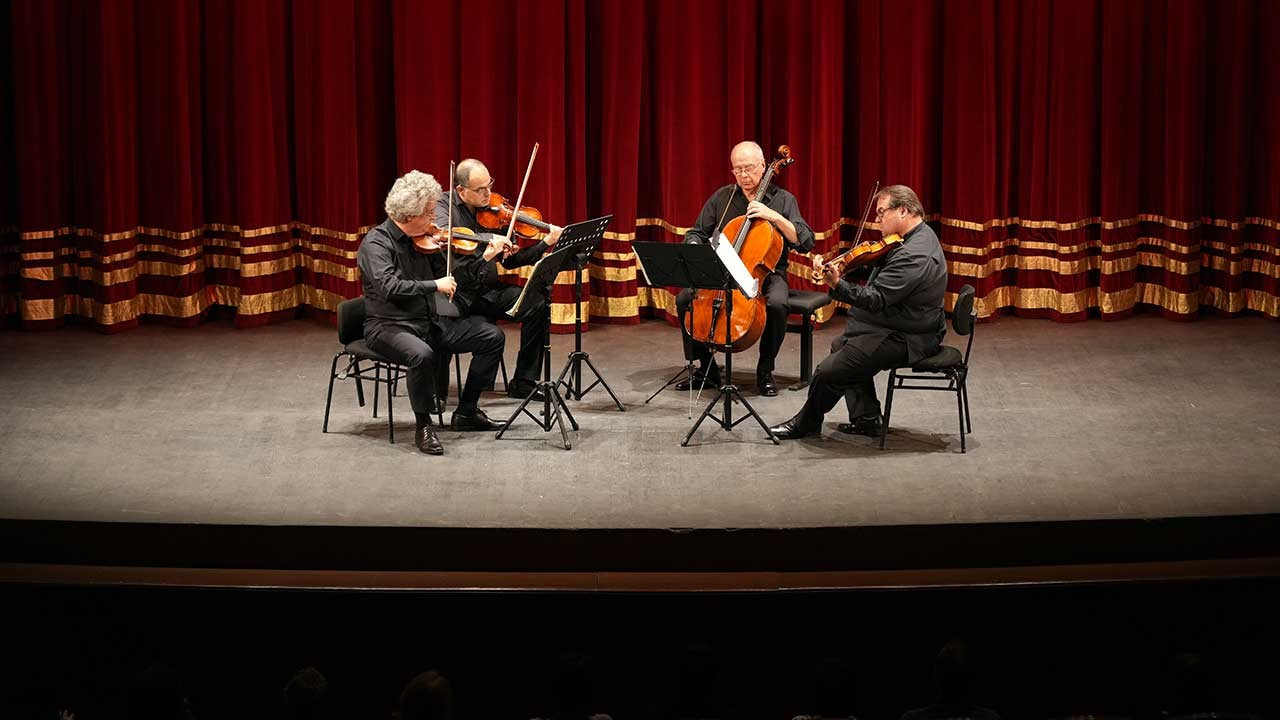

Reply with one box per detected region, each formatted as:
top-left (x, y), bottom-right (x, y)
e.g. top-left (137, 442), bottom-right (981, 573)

top-left (336, 297), bottom-right (367, 345)
top-left (952, 284), bottom-right (976, 335)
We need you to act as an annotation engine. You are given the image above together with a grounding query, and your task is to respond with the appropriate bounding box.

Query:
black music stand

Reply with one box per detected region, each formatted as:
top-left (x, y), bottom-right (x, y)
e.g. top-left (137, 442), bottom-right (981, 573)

top-left (633, 241), bottom-right (779, 446)
top-left (554, 229), bottom-right (624, 411)
top-left (495, 215), bottom-right (613, 450)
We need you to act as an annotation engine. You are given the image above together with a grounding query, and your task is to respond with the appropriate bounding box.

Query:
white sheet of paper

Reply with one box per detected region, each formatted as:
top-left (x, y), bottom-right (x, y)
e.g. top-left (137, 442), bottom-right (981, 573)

top-left (715, 233), bottom-right (759, 298)
top-left (633, 248), bottom-right (653, 286)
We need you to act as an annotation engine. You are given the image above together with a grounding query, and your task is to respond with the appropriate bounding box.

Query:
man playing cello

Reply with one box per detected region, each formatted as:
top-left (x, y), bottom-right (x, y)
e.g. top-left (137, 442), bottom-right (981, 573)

top-left (673, 141), bottom-right (815, 396)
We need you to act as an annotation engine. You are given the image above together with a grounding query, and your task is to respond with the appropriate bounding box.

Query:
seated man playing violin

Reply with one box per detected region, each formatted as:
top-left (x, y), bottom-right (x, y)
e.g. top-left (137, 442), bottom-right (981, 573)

top-left (770, 184), bottom-right (949, 440)
top-left (357, 170), bottom-right (507, 456)
top-left (434, 159), bottom-right (564, 401)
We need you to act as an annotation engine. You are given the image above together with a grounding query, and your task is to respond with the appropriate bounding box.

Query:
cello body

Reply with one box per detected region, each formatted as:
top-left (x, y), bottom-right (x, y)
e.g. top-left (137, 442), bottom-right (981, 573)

top-left (685, 214), bottom-right (783, 352)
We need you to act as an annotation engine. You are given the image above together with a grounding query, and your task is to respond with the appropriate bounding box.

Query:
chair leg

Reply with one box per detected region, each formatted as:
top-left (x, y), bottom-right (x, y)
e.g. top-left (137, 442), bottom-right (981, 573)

top-left (353, 359), bottom-right (366, 407)
top-left (372, 363), bottom-right (381, 418)
top-left (961, 374), bottom-right (973, 433)
top-left (880, 370), bottom-right (897, 450)
top-left (790, 311), bottom-right (815, 391)
top-left (499, 354), bottom-right (509, 391)
top-left (323, 352), bottom-right (343, 432)
top-left (386, 365), bottom-right (395, 444)
top-left (956, 375), bottom-right (966, 453)
top-left (454, 354), bottom-right (463, 398)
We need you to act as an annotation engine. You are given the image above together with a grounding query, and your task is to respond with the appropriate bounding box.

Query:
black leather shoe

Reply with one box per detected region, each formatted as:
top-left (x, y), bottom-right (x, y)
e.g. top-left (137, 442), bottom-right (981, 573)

top-left (506, 379), bottom-right (546, 402)
top-left (837, 414), bottom-right (884, 437)
top-left (769, 415), bottom-right (819, 440)
top-left (415, 423), bottom-right (444, 455)
top-left (675, 366), bottom-right (721, 391)
top-left (450, 407), bottom-right (503, 431)
top-left (757, 371), bottom-right (778, 397)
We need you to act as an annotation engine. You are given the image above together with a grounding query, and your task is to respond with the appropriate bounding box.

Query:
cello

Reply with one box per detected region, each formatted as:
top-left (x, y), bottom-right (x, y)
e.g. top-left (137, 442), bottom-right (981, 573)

top-left (686, 145), bottom-right (796, 353)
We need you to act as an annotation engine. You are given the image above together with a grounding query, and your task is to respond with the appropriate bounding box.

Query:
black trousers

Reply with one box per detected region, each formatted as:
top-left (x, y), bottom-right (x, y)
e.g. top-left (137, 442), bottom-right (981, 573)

top-left (365, 315), bottom-right (504, 416)
top-left (674, 271), bottom-right (790, 374)
top-left (470, 283), bottom-right (548, 384)
top-left (797, 333), bottom-right (909, 426)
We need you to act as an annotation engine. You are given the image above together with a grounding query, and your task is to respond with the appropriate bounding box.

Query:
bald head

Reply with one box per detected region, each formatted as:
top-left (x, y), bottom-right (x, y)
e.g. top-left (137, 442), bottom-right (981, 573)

top-left (454, 159), bottom-right (488, 189)
top-left (730, 142), bottom-right (765, 166)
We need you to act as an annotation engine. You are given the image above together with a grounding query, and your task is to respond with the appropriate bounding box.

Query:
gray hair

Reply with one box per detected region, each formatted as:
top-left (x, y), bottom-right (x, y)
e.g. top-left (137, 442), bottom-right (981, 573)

top-left (878, 184), bottom-right (926, 218)
top-left (384, 170), bottom-right (442, 222)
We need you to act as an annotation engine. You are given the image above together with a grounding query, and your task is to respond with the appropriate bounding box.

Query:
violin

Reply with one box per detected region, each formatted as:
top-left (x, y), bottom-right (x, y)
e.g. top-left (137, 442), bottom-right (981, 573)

top-left (413, 225), bottom-right (512, 257)
top-left (811, 181), bottom-right (902, 285)
top-left (475, 192), bottom-right (553, 240)
top-left (811, 233), bottom-right (904, 284)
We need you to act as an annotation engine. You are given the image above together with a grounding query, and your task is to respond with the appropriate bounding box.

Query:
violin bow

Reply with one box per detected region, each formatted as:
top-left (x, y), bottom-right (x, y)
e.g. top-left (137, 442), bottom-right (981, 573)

top-left (505, 142), bottom-right (540, 255)
top-left (446, 159), bottom-right (456, 300)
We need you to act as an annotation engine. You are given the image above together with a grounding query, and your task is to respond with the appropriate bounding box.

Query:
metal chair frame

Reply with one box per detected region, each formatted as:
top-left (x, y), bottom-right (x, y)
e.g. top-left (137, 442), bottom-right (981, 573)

top-left (880, 284), bottom-right (977, 453)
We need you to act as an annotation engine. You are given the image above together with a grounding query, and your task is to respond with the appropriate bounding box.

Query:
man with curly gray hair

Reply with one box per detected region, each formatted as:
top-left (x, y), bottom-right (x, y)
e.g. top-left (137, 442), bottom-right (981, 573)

top-left (357, 170), bottom-right (507, 455)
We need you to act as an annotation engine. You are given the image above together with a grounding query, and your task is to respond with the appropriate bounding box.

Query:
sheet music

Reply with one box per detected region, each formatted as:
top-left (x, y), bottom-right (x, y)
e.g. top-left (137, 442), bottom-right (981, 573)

top-left (507, 255), bottom-right (552, 316)
top-left (715, 233), bottom-right (759, 298)
top-left (633, 248), bottom-right (653, 286)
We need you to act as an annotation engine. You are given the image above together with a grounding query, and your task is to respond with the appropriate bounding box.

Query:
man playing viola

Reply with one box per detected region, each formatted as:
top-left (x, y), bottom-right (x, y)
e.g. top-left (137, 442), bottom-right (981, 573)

top-left (769, 184), bottom-right (948, 440)
top-left (674, 141), bottom-right (815, 397)
top-left (357, 170), bottom-right (507, 456)
top-left (434, 159), bottom-right (564, 401)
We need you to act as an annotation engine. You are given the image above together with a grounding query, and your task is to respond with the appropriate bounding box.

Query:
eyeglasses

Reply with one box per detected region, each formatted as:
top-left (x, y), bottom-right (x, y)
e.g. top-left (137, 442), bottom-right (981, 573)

top-left (875, 205), bottom-right (899, 220)
top-left (730, 162), bottom-right (763, 176)
top-left (462, 178), bottom-right (495, 194)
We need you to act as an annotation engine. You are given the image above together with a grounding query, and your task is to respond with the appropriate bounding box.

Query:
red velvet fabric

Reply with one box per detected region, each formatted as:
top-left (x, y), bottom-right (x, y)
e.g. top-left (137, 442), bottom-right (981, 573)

top-left (2, 0), bottom-right (1276, 331)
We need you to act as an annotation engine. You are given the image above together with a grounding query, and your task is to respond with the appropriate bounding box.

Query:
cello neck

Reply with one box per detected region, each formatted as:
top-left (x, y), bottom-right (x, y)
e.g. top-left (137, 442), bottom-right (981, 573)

top-left (732, 157), bottom-right (783, 251)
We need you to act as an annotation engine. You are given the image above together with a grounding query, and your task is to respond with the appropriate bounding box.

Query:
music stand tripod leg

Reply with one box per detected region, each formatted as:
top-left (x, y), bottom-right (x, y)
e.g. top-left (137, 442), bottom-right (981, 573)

top-left (496, 282), bottom-right (573, 449)
top-left (555, 256), bottom-right (625, 411)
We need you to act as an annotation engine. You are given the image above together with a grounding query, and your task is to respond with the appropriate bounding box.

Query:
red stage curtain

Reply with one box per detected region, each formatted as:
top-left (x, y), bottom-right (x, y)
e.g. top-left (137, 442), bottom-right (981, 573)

top-left (2, 0), bottom-right (1277, 333)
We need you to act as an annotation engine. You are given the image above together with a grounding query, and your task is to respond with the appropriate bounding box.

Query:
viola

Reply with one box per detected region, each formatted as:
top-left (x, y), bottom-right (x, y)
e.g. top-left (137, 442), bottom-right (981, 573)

top-left (475, 192), bottom-right (553, 240)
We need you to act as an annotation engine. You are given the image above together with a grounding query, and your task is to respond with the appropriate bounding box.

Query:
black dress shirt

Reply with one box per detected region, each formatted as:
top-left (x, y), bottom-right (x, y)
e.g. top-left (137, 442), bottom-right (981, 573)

top-left (831, 221), bottom-right (949, 364)
top-left (683, 184), bottom-right (815, 274)
top-left (356, 217), bottom-right (448, 323)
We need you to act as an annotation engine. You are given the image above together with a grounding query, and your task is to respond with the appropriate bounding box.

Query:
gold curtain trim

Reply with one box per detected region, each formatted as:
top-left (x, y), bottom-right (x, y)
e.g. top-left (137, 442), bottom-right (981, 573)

top-left (15, 215), bottom-right (1276, 248)
top-left (584, 294), bottom-right (638, 318)
top-left (17, 221), bottom-right (376, 244)
top-left (548, 300), bottom-right (591, 325)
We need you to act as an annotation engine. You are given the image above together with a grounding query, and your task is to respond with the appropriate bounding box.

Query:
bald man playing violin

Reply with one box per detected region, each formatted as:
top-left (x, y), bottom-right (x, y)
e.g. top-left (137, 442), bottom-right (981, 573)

top-left (769, 184), bottom-right (948, 440)
top-left (434, 159), bottom-right (564, 401)
top-left (673, 141), bottom-right (815, 397)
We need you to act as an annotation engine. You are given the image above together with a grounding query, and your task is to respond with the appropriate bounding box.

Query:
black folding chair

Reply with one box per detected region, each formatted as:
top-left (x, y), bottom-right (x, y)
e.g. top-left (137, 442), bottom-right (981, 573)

top-left (881, 284), bottom-right (977, 452)
top-left (323, 297), bottom-right (440, 443)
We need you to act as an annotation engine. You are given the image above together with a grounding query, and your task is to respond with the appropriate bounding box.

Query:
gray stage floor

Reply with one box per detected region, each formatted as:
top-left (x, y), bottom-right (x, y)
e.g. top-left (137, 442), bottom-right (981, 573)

top-left (1, 313), bottom-right (1278, 530)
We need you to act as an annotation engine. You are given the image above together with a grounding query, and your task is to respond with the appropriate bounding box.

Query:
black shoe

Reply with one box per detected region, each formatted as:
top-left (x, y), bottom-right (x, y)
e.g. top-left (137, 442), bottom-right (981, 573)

top-left (675, 365), bottom-right (721, 391)
top-left (837, 413), bottom-right (884, 437)
top-left (757, 371), bottom-right (778, 397)
top-left (450, 407), bottom-right (503, 432)
top-left (769, 415), bottom-right (819, 440)
top-left (415, 423), bottom-right (444, 455)
top-left (506, 379), bottom-right (546, 402)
